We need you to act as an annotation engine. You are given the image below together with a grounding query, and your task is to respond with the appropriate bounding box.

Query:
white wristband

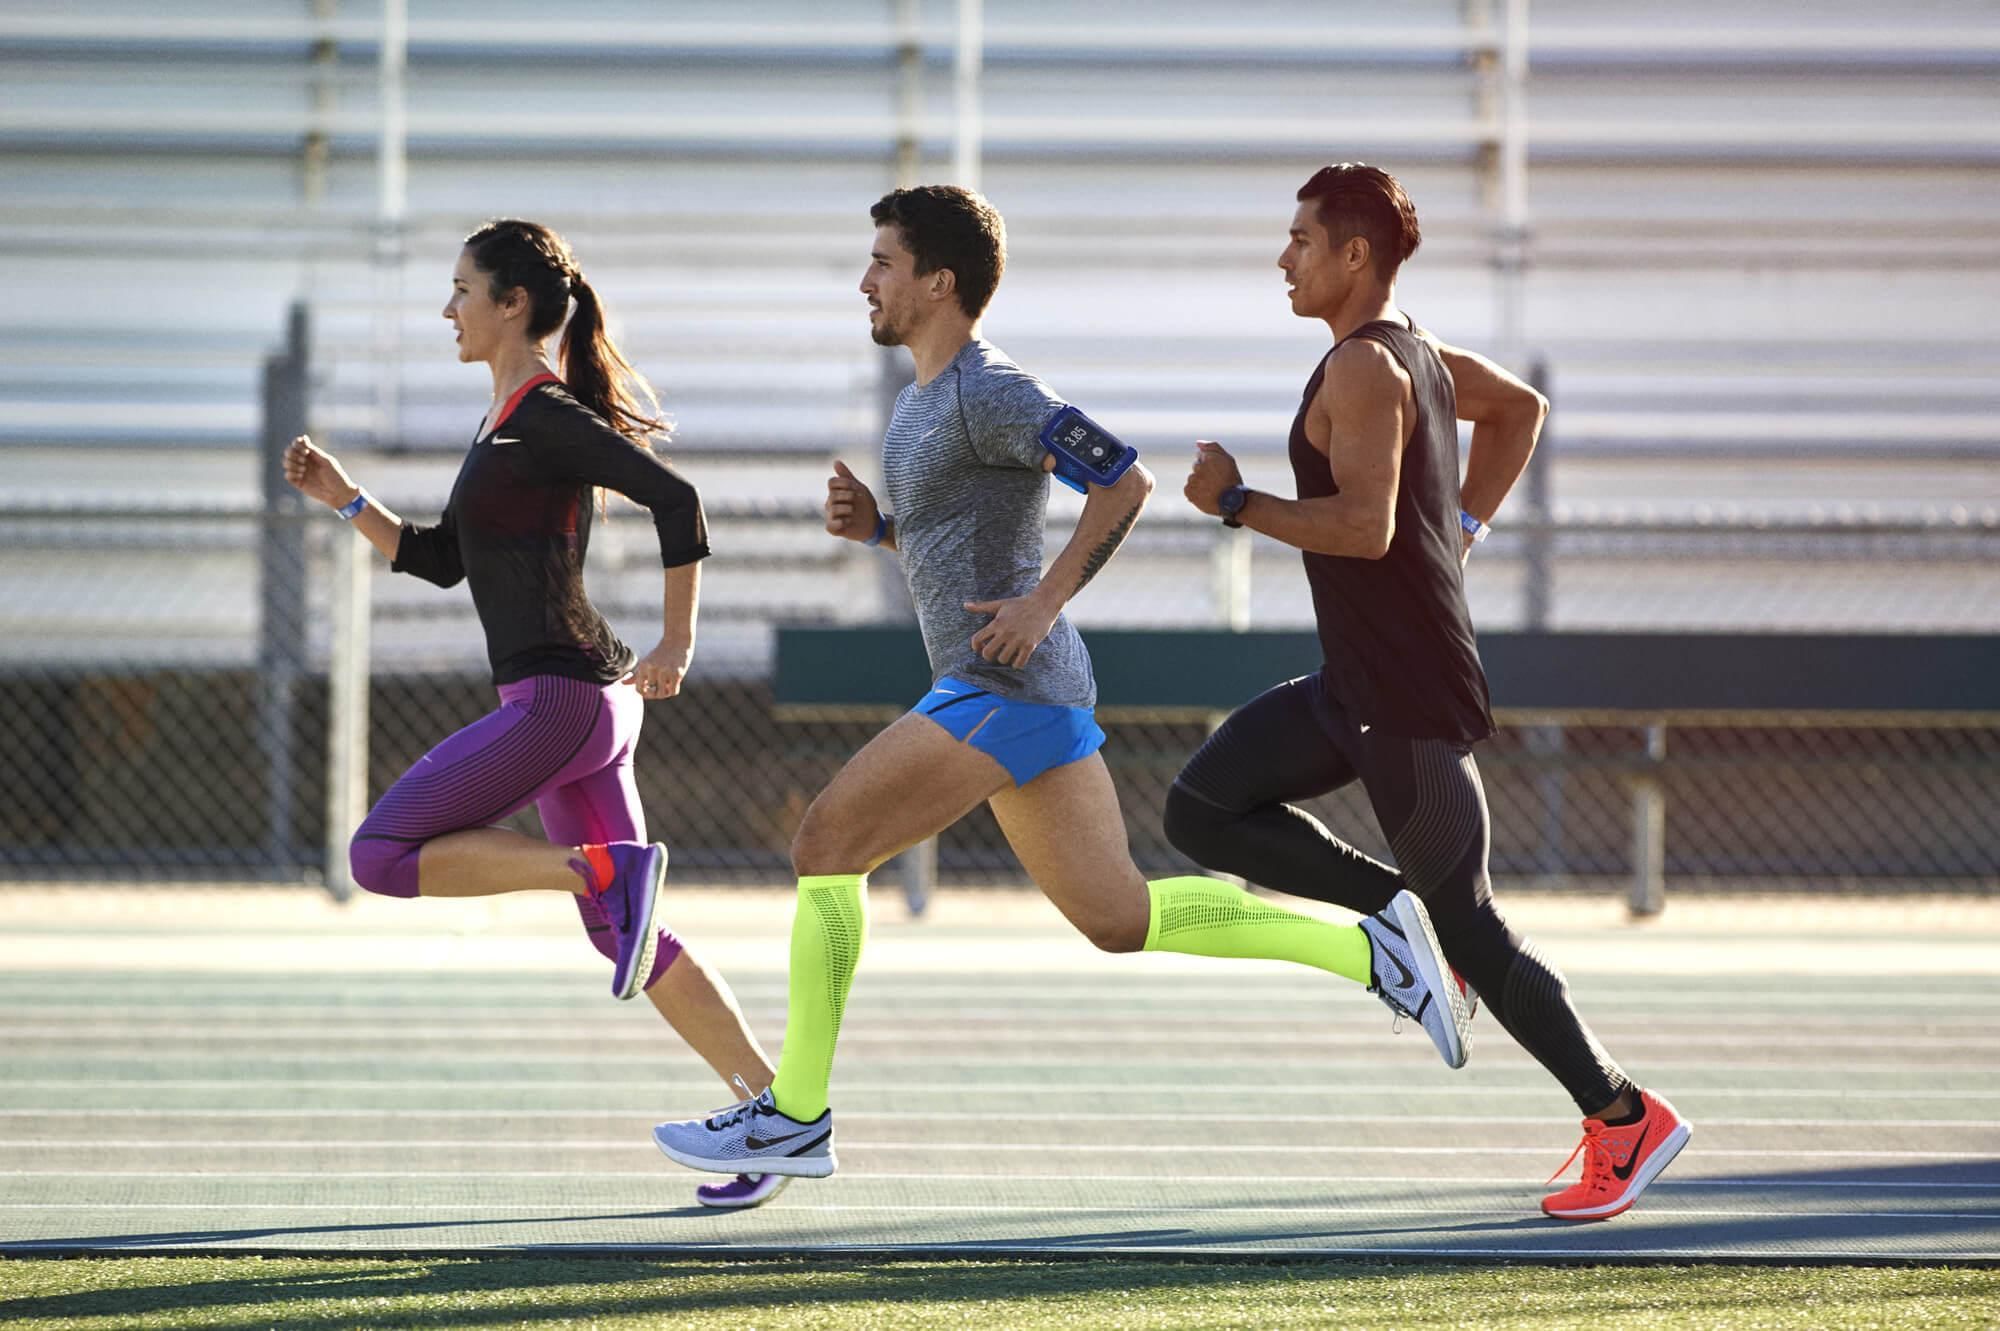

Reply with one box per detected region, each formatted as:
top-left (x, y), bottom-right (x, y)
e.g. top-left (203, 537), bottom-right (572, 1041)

top-left (1459, 509), bottom-right (1490, 543)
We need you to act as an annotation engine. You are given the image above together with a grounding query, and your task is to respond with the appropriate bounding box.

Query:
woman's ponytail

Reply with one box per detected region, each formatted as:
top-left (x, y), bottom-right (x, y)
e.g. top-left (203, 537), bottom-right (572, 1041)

top-left (561, 275), bottom-right (667, 447)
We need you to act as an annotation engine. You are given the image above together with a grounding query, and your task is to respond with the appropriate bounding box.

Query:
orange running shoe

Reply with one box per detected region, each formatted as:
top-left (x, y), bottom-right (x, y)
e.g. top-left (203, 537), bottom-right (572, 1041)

top-left (1541, 1088), bottom-right (1691, 1221)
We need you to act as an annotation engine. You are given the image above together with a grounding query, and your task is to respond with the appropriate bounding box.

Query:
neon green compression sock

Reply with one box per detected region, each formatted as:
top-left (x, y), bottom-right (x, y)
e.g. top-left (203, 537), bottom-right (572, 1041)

top-left (768, 873), bottom-right (868, 1121)
top-left (1143, 874), bottom-right (1372, 984)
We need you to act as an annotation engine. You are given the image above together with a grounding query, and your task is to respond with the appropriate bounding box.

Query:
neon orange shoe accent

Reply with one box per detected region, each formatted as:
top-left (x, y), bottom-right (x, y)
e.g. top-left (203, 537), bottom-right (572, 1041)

top-left (573, 843), bottom-right (617, 896)
top-left (1541, 1088), bottom-right (1692, 1221)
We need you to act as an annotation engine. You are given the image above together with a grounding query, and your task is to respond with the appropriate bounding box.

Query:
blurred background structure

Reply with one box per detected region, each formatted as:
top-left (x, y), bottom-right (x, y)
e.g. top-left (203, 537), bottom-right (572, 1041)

top-left (1, 0), bottom-right (1995, 899)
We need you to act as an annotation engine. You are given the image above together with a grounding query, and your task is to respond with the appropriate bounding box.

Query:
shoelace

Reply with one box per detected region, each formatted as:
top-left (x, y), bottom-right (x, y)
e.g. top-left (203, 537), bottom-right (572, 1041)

top-left (702, 1074), bottom-right (765, 1130)
top-left (1546, 1121), bottom-right (1612, 1191)
top-left (1368, 974), bottom-right (1415, 1031)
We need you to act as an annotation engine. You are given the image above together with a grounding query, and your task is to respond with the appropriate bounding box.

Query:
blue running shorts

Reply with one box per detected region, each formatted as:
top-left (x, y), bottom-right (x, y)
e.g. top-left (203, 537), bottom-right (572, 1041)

top-left (911, 676), bottom-right (1106, 786)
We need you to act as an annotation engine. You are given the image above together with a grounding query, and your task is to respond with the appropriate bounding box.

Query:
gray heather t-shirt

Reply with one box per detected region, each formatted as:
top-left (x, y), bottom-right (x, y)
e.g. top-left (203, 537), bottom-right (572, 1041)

top-left (881, 338), bottom-right (1096, 707)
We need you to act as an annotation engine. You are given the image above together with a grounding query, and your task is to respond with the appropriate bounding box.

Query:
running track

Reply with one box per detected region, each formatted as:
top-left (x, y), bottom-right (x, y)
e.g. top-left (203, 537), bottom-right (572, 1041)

top-left (2, 887), bottom-right (1996, 1264)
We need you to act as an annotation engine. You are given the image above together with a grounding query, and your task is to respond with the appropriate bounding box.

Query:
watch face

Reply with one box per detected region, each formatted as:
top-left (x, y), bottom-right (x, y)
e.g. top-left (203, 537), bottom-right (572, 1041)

top-left (1218, 485), bottom-right (1247, 515)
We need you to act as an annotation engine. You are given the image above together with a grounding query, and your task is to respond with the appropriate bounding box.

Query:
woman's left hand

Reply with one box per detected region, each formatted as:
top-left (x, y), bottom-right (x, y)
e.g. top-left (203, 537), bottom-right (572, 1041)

top-left (626, 637), bottom-right (694, 700)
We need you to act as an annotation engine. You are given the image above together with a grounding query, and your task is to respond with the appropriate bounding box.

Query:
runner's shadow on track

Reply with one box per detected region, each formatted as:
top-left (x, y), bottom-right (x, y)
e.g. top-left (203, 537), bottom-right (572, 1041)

top-left (0, 1208), bottom-right (720, 1252)
top-left (1309, 1218), bottom-right (1555, 1239)
top-left (948, 1228), bottom-right (1197, 1249)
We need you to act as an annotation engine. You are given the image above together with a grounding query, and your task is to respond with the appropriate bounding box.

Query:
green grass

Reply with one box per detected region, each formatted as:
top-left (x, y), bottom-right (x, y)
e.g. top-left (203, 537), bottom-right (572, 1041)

top-left (0, 1257), bottom-right (1995, 1330)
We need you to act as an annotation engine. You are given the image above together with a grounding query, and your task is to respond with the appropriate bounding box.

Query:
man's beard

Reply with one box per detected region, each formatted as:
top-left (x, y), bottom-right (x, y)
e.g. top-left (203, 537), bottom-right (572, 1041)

top-left (868, 306), bottom-right (905, 347)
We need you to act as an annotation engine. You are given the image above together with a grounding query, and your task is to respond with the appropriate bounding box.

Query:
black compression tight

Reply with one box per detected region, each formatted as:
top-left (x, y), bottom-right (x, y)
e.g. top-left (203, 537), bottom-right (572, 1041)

top-left (1166, 673), bottom-right (1630, 1116)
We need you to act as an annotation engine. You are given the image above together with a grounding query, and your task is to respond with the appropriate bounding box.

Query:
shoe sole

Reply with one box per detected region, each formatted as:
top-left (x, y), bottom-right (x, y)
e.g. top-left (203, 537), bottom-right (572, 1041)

top-left (652, 1124), bottom-right (839, 1180)
top-left (1543, 1120), bottom-right (1694, 1221)
top-left (612, 843), bottom-right (668, 1002)
top-left (1386, 889), bottom-right (1471, 1070)
top-left (696, 1176), bottom-right (795, 1210)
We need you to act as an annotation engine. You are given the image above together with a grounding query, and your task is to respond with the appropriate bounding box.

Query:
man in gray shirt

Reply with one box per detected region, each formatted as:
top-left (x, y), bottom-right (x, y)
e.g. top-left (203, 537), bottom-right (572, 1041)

top-left (652, 185), bottom-right (1470, 1188)
top-left (878, 335), bottom-right (1098, 710)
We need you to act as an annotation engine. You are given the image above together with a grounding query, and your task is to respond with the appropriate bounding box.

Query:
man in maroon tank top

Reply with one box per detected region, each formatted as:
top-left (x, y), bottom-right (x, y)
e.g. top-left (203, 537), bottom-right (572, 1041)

top-left (1173, 163), bottom-right (1691, 1221)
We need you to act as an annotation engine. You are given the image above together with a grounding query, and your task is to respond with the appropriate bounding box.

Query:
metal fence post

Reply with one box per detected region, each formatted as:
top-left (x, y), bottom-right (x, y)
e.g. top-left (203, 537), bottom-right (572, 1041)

top-left (1630, 722), bottom-right (1668, 917)
top-left (323, 504), bottom-right (370, 902)
top-left (1524, 359), bottom-right (1553, 629)
top-left (258, 304), bottom-right (311, 879)
top-left (1522, 358), bottom-right (1568, 883)
top-left (1212, 525), bottom-right (1252, 631)
top-left (952, 0), bottom-right (983, 191)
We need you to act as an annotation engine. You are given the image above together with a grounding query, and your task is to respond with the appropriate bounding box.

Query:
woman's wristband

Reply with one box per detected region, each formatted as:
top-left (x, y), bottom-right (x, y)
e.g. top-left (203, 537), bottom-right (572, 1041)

top-left (864, 511), bottom-right (890, 547)
top-left (336, 489), bottom-right (371, 521)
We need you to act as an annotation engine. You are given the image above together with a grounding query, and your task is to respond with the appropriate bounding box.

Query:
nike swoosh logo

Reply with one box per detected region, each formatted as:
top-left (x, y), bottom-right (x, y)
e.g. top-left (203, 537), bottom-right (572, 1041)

top-left (745, 1130), bottom-right (811, 1151)
top-left (1383, 949), bottom-right (1416, 991)
top-left (1611, 1123), bottom-right (1651, 1181)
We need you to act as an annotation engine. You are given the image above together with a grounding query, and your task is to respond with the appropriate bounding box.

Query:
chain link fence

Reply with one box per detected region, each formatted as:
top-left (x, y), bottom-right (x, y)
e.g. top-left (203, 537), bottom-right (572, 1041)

top-left (4, 620), bottom-right (1998, 895)
top-left (3, 314), bottom-right (1997, 897)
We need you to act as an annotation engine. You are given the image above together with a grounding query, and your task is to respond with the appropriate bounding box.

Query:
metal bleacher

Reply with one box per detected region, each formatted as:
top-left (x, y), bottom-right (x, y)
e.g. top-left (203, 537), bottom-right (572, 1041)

top-left (3, 1), bottom-right (1997, 673)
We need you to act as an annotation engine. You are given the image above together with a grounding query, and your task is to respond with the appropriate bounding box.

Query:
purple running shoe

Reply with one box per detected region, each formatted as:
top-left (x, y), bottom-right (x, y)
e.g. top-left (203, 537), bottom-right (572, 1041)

top-left (604, 841), bottom-right (667, 1000)
top-left (695, 1173), bottom-right (793, 1210)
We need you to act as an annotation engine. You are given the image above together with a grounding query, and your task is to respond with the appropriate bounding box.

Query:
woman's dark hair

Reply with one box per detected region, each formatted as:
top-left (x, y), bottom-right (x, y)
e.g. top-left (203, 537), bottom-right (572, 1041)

top-left (869, 185), bottom-right (1006, 318)
top-left (1296, 163), bottom-right (1422, 282)
top-left (462, 219), bottom-right (665, 443)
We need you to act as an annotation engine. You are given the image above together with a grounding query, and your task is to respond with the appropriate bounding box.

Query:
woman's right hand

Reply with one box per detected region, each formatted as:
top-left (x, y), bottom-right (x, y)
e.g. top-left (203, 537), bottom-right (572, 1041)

top-left (284, 434), bottom-right (359, 510)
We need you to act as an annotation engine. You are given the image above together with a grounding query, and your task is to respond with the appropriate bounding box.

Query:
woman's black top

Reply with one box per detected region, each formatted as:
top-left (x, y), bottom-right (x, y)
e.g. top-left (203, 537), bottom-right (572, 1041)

top-left (393, 375), bottom-right (709, 685)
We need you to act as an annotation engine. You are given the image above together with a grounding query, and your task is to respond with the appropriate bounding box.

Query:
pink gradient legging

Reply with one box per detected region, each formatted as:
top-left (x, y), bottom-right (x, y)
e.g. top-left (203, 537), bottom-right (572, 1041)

top-left (348, 673), bottom-right (682, 988)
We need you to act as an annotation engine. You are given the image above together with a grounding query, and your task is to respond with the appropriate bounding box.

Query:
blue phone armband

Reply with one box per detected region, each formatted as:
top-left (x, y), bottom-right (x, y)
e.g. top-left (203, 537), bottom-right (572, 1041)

top-left (1038, 405), bottom-right (1138, 494)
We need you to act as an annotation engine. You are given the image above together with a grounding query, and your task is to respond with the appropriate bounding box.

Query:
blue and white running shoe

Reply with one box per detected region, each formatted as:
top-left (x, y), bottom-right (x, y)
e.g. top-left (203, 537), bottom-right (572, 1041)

top-left (654, 1079), bottom-right (836, 1180)
top-left (1359, 888), bottom-right (1472, 1069)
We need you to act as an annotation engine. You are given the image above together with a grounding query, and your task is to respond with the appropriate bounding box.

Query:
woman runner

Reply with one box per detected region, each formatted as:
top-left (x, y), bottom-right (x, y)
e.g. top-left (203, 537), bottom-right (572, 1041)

top-left (284, 218), bottom-right (788, 1209)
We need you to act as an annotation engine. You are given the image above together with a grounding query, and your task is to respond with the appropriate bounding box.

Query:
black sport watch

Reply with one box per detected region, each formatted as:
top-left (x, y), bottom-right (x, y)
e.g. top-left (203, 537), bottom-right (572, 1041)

top-left (1217, 485), bottom-right (1252, 529)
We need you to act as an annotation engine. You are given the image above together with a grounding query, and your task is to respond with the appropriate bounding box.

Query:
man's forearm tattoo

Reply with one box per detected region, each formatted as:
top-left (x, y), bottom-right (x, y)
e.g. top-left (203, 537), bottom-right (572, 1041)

top-left (1074, 501), bottom-right (1142, 595)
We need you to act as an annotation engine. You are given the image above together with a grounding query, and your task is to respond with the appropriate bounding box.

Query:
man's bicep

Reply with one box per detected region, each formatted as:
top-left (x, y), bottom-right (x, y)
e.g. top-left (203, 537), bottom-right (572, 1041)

top-left (967, 414), bottom-right (1047, 470)
top-left (1318, 344), bottom-right (1407, 506)
top-left (966, 371), bottom-right (1064, 470)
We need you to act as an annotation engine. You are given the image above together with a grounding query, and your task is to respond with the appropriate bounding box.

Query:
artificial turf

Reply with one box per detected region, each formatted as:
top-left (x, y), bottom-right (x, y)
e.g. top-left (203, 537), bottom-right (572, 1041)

top-left (1, 1256), bottom-right (1996, 1330)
